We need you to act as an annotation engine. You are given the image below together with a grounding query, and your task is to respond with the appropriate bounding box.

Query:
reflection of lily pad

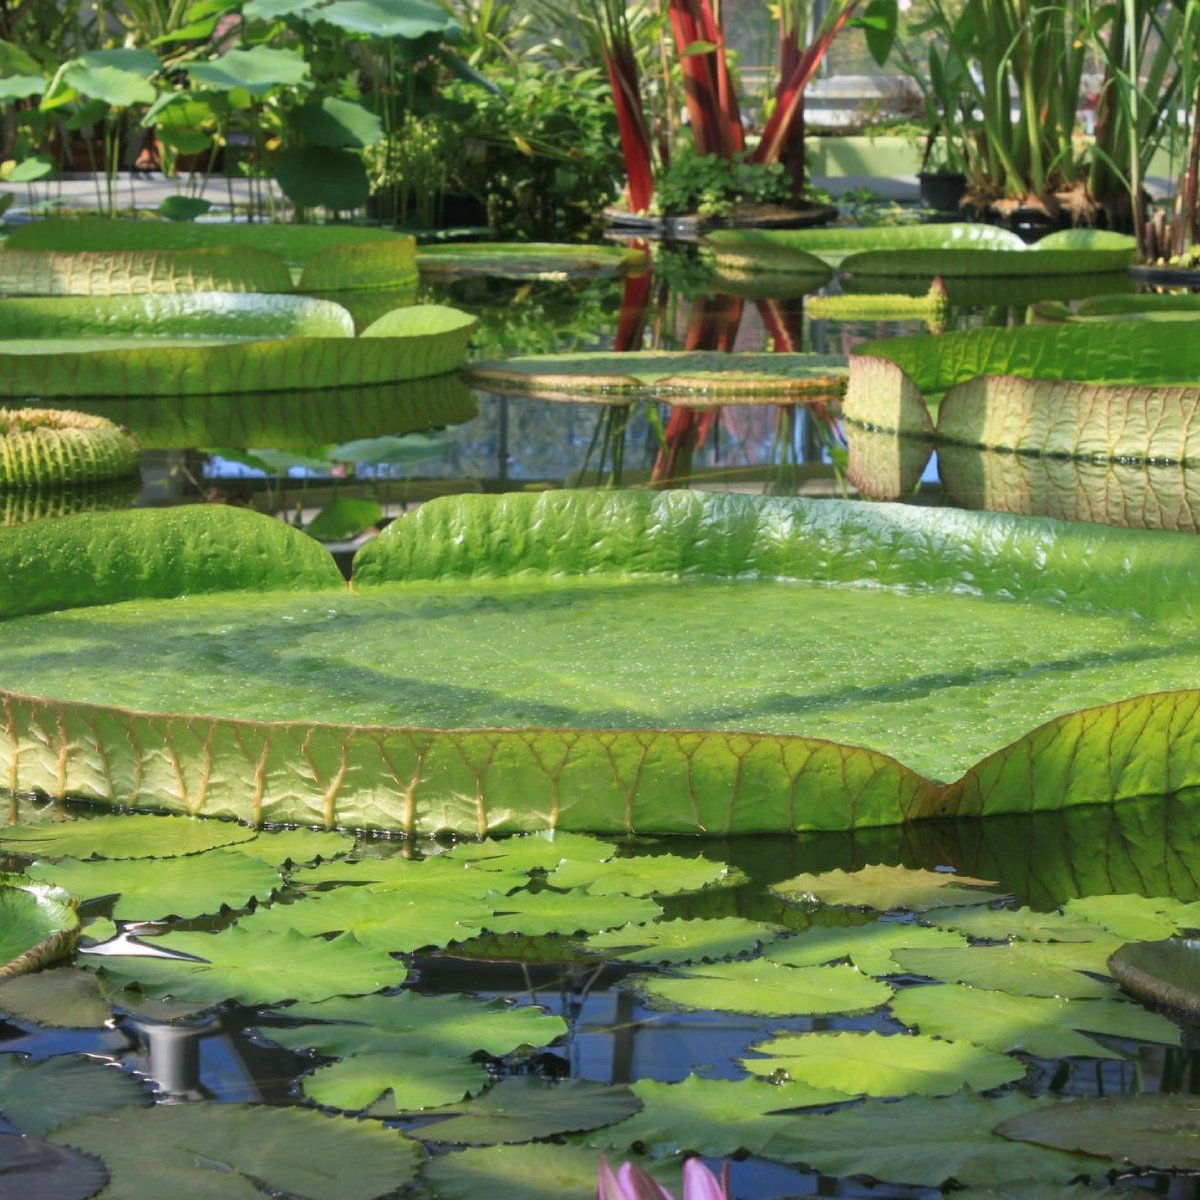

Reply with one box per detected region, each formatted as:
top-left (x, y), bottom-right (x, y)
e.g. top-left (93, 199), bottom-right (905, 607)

top-left (417, 242), bottom-right (646, 279)
top-left (0, 1134), bottom-right (109, 1200)
top-left (467, 351), bottom-right (847, 400)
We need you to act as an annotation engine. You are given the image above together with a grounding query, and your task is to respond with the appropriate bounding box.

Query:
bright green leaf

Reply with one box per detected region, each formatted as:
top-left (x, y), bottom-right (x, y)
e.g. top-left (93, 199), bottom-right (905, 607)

top-left (772, 864), bottom-right (1002, 912)
top-left (584, 916), bottom-right (781, 964)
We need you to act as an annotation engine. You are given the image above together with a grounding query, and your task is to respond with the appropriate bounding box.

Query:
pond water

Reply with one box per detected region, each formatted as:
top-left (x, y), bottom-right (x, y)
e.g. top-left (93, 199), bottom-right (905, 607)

top-left (3, 247), bottom-right (1200, 1199)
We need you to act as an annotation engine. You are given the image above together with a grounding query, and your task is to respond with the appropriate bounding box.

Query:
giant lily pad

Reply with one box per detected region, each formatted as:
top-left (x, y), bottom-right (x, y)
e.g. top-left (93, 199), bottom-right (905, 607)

top-left (466, 351), bottom-right (846, 401)
top-left (0, 408), bottom-right (138, 487)
top-left (845, 322), bottom-right (1200, 461)
top-left (0, 883), bottom-right (78, 977)
top-left (1107, 937), bottom-right (1200, 1020)
top-left (0, 295), bottom-right (474, 397)
top-left (14, 492), bottom-right (1200, 834)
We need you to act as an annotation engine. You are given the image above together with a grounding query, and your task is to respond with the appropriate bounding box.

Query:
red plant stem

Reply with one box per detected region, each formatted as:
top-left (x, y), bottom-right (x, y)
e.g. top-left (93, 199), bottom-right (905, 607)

top-left (668, 0), bottom-right (743, 159)
top-left (602, 39), bottom-right (656, 213)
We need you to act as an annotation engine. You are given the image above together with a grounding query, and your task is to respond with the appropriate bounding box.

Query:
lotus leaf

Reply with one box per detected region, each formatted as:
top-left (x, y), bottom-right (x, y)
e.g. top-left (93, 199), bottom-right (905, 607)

top-left (50, 1101), bottom-right (423, 1200)
top-left (0, 884), bottom-right (78, 977)
top-left (545, 852), bottom-right (732, 896)
top-left (28, 849), bottom-right (282, 920)
top-left (763, 920), bottom-right (967, 974)
top-left (741, 1029), bottom-right (1024, 1096)
top-left (995, 1094), bottom-right (1200, 1171)
top-left (629, 959), bottom-right (892, 1016)
top-left (591, 1075), bottom-right (847, 1157)
top-left (91, 927), bottom-right (408, 1004)
top-left (892, 941), bottom-right (1120, 999)
top-left (417, 242), bottom-right (646, 279)
top-left (241, 884), bottom-right (491, 950)
top-left (0, 408), bottom-right (138, 487)
top-left (584, 916), bottom-right (781, 964)
top-left (466, 351), bottom-right (847, 400)
top-left (0, 294), bottom-right (474, 397)
top-left (1063, 894), bottom-right (1200, 941)
top-left (420, 1143), bottom-right (681, 1200)
top-left (0, 1055), bottom-right (149, 1137)
top-left (1107, 937), bottom-right (1200, 1020)
top-left (759, 1091), bottom-right (1104, 1187)
top-left (6, 218), bottom-right (406, 263)
top-left (481, 889), bottom-right (661, 936)
top-left (417, 1077), bottom-right (641, 1144)
top-left (771, 865), bottom-right (1001, 912)
top-left (0, 813), bottom-right (256, 860)
top-left (0, 1134), bottom-right (108, 1200)
top-left (922, 904), bottom-right (1110, 943)
top-left (275, 145), bottom-right (370, 210)
top-left (890, 982), bottom-right (1180, 1058)
top-left (187, 45), bottom-right (309, 95)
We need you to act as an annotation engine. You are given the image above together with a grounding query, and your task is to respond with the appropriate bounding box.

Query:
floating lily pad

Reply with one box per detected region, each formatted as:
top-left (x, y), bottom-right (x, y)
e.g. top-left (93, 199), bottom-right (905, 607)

top-left (921, 905), bottom-right (1110, 943)
top-left (0, 884), bottom-right (78, 977)
top-left (442, 831), bottom-right (616, 872)
top-left (51, 1101), bottom-right (423, 1200)
top-left (27, 850), bottom-right (282, 921)
top-left (759, 1091), bottom-right (1105, 1187)
top-left (591, 1074), bottom-right (846, 1157)
top-left (545, 852), bottom-right (732, 896)
top-left (584, 916), bottom-right (781, 964)
top-left (0, 967), bottom-right (113, 1028)
top-left (293, 853), bottom-right (508, 895)
top-left (890, 982), bottom-right (1180, 1059)
top-left (0, 408), bottom-right (138, 488)
top-left (892, 941), bottom-right (1120, 999)
top-left (482, 890), bottom-right (661, 936)
top-left (0, 1055), bottom-right (149, 1137)
top-left (763, 920), bottom-right (967, 974)
top-left (995, 1094), bottom-right (1200, 1171)
top-left (629, 959), bottom-right (891, 1016)
top-left (91, 927), bottom-right (408, 1005)
top-left (417, 1077), bottom-right (640, 1145)
top-left (1107, 938), bottom-right (1200, 1021)
top-left (771, 865), bottom-right (1002, 912)
top-left (416, 242), bottom-right (645, 280)
top-left (0, 1134), bottom-right (108, 1200)
top-left (230, 828), bottom-right (355, 867)
top-left (466, 351), bottom-right (847, 401)
top-left (1, 813), bottom-right (256, 861)
top-left (1063, 894), bottom-right (1200, 941)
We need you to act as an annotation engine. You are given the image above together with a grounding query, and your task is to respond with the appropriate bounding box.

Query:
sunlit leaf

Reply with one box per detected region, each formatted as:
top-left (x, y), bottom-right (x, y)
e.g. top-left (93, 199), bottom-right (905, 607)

top-left (230, 828), bottom-right (355, 867)
top-left (584, 916), bottom-right (781, 964)
top-left (591, 1075), bottom-right (849, 1157)
top-left (92, 927), bottom-right (407, 1005)
top-left (922, 905), bottom-right (1110, 943)
top-left (772, 864), bottom-right (1002, 912)
top-left (760, 1091), bottom-right (1104, 1187)
top-left (629, 960), bottom-right (892, 1017)
top-left (482, 890), bottom-right (661, 937)
top-left (1063, 894), bottom-right (1200, 941)
top-left (0, 813), bottom-right (255, 860)
top-left (742, 1030), bottom-right (1024, 1097)
top-left (890, 982), bottom-right (1180, 1059)
top-left (51, 1101), bottom-right (422, 1200)
top-left (763, 919), bottom-right (967, 975)
top-left (0, 1055), bottom-right (149, 1136)
top-left (442, 831), bottom-right (615, 872)
top-left (546, 852), bottom-right (733, 896)
top-left (417, 1077), bottom-right (640, 1145)
top-left (0, 884), bottom-right (78, 976)
top-left (28, 850), bottom-right (281, 921)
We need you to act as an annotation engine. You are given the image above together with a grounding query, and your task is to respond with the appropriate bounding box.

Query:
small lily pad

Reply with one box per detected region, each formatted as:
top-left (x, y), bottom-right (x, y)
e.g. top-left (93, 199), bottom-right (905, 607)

top-left (741, 1030), bottom-right (1025, 1097)
top-left (772, 865), bottom-right (1002, 912)
top-left (922, 905), bottom-right (1111, 943)
top-left (584, 917), bottom-right (781, 964)
top-left (91, 927), bottom-right (408, 1005)
top-left (892, 941), bottom-right (1120, 999)
top-left (1063, 894), bottom-right (1200, 941)
top-left (763, 920), bottom-right (967, 975)
top-left (0, 1133), bottom-right (109, 1200)
top-left (417, 1077), bottom-right (640, 1145)
top-left (442, 831), bottom-right (616, 873)
top-left (545, 853), bottom-right (733, 897)
top-left (28, 851), bottom-right (282, 921)
top-left (232, 828), bottom-right (355, 867)
top-left (0, 814), bottom-right (256, 860)
top-left (0, 1055), bottom-right (150, 1136)
top-left (481, 890), bottom-right (661, 937)
top-left (629, 960), bottom-right (892, 1017)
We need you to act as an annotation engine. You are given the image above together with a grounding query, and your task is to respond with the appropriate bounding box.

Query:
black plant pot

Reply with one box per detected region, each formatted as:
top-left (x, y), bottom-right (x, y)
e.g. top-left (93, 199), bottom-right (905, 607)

top-left (918, 171), bottom-right (968, 213)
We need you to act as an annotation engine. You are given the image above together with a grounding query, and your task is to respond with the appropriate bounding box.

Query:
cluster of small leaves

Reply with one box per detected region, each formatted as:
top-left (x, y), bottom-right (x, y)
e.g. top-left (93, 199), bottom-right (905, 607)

top-left (654, 147), bottom-right (793, 218)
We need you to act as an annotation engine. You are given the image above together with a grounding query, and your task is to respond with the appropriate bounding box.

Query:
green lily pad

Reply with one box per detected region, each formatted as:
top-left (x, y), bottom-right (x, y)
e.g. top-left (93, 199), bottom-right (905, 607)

top-left (630, 959), bottom-right (891, 1016)
top-left (763, 920), bottom-right (967, 974)
top-left (0, 1055), bottom-right (149, 1137)
top-left (742, 1029), bottom-right (1024, 1096)
top-left (51, 1101), bottom-right (423, 1200)
top-left (442, 831), bottom-right (616, 872)
top-left (0, 884), bottom-right (78, 977)
top-left (466, 351), bottom-right (847, 401)
top-left (1107, 938), bottom-right (1200, 1020)
top-left (293, 852), bottom-right (508, 895)
top-left (91, 927), bottom-right (408, 1005)
top-left (420, 1143), bottom-right (680, 1200)
top-left (242, 886), bottom-right (491, 951)
top-left (591, 1074), bottom-right (847, 1157)
top-left (417, 1077), bottom-right (640, 1145)
top-left (229, 828), bottom-right (355, 867)
top-left (0, 1134), bottom-right (108, 1200)
top-left (893, 941), bottom-right (1121, 999)
top-left (771, 864), bottom-right (1002, 912)
top-left (28, 850), bottom-right (282, 921)
top-left (0, 967), bottom-right (113, 1028)
top-left (545, 852), bottom-right (732, 896)
top-left (0, 813), bottom-right (256, 860)
top-left (996, 1094), bottom-right (1200, 1171)
top-left (482, 890), bottom-right (661, 936)
top-left (1062, 894), bottom-right (1200, 941)
top-left (760, 1091), bottom-right (1105, 1187)
top-left (584, 916), bottom-right (781, 964)
top-left (921, 905), bottom-right (1111, 943)
top-left (890, 982), bottom-right (1181, 1059)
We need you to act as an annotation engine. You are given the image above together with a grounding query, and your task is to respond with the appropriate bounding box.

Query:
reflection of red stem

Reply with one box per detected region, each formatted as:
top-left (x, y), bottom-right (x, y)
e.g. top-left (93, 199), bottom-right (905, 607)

top-left (754, 297), bottom-right (805, 353)
top-left (615, 258), bottom-right (655, 352)
top-left (652, 295), bottom-right (744, 483)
